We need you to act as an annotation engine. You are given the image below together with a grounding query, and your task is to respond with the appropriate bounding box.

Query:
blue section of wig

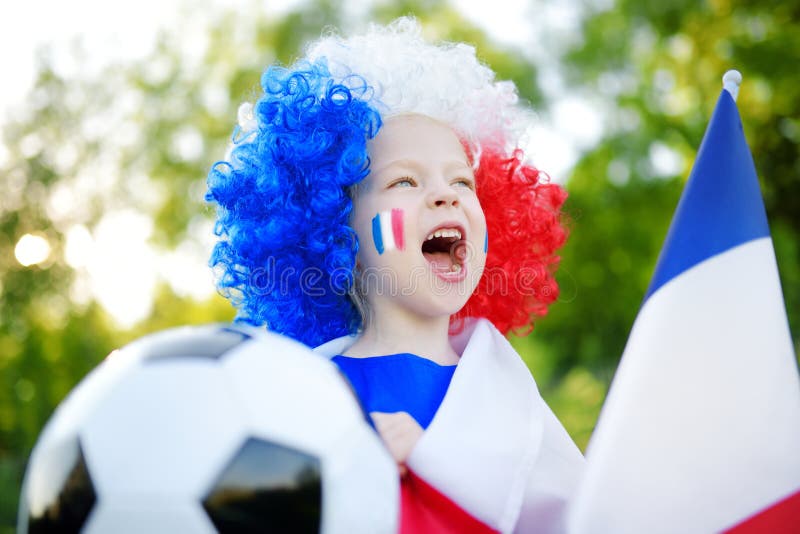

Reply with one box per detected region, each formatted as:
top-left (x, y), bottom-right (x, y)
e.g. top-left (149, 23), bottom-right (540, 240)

top-left (206, 59), bottom-right (382, 347)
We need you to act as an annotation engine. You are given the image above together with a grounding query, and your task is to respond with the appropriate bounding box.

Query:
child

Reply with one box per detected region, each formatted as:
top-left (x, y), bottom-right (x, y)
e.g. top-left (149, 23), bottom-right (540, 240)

top-left (207, 18), bottom-right (584, 533)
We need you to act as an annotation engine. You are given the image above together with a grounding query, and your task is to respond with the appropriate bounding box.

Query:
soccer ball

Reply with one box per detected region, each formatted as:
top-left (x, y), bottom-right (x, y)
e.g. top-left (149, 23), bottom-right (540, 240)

top-left (18, 324), bottom-right (398, 533)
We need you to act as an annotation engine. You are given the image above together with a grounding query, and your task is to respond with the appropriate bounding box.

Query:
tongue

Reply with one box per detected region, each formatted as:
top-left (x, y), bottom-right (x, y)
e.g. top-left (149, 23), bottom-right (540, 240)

top-left (423, 251), bottom-right (453, 272)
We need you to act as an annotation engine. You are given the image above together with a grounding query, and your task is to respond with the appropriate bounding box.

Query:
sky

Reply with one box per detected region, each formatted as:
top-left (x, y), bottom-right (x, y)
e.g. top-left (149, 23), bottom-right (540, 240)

top-left (3, 0), bottom-right (604, 327)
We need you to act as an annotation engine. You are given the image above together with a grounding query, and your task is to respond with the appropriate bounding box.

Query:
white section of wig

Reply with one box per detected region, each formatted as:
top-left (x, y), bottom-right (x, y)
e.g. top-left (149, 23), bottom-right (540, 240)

top-left (237, 102), bottom-right (258, 132)
top-left (305, 17), bottom-right (532, 155)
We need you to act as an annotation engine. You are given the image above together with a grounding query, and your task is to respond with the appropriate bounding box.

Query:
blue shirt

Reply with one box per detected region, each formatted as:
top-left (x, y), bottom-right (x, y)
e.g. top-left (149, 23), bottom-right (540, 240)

top-left (332, 353), bottom-right (457, 430)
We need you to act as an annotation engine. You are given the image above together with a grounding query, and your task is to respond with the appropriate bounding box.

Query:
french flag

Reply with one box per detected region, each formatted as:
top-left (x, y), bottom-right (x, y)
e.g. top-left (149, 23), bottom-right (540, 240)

top-left (567, 76), bottom-right (800, 533)
top-left (372, 209), bottom-right (404, 255)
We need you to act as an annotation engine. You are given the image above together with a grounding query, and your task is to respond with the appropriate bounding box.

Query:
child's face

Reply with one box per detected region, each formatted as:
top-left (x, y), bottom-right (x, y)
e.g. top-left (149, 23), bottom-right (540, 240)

top-left (351, 114), bottom-right (487, 322)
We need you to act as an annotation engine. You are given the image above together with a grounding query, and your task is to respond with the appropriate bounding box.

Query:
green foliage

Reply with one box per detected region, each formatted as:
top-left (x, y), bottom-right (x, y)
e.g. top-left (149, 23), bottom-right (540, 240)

top-left (533, 0), bottom-right (800, 375)
top-left (0, 6), bottom-right (281, 527)
top-left (529, 145), bottom-right (683, 375)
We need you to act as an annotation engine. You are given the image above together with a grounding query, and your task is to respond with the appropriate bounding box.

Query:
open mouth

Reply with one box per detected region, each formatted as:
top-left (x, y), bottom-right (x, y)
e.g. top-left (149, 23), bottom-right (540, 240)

top-left (421, 225), bottom-right (467, 276)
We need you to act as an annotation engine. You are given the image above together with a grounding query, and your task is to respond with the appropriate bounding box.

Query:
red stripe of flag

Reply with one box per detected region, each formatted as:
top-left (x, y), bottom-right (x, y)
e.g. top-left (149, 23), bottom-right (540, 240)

top-left (391, 208), bottom-right (404, 251)
top-left (723, 488), bottom-right (800, 534)
top-left (400, 469), bottom-right (498, 534)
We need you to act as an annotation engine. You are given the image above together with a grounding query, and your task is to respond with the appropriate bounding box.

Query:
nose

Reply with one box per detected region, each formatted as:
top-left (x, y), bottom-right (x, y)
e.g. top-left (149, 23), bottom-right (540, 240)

top-left (426, 183), bottom-right (459, 209)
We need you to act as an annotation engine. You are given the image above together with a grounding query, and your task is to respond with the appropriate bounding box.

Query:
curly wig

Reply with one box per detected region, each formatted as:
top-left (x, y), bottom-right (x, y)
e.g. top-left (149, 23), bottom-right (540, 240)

top-left (206, 18), bottom-right (567, 347)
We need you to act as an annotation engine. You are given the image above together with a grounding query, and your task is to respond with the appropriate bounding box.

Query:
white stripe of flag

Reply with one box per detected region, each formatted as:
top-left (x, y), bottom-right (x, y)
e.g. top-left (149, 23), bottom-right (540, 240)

top-left (379, 211), bottom-right (397, 251)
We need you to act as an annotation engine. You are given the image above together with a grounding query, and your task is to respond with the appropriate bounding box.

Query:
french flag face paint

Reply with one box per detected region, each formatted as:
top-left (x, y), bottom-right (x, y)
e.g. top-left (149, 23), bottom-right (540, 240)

top-left (371, 209), bottom-right (405, 255)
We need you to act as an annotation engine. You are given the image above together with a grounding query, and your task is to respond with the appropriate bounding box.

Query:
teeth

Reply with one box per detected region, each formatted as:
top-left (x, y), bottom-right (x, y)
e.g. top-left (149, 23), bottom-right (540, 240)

top-left (425, 228), bottom-right (462, 241)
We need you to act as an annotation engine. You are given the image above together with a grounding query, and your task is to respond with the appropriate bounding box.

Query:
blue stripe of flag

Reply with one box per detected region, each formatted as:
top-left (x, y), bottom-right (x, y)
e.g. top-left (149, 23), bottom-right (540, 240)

top-left (644, 89), bottom-right (770, 301)
top-left (372, 213), bottom-right (384, 255)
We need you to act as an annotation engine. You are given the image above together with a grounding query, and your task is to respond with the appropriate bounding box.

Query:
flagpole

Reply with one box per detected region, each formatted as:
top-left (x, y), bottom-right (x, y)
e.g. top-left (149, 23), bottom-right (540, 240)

top-left (722, 69), bottom-right (742, 101)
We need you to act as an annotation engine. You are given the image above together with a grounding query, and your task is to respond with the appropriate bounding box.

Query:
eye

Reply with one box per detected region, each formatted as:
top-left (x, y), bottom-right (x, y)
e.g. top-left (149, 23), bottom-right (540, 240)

top-left (388, 176), bottom-right (416, 188)
top-left (452, 177), bottom-right (476, 190)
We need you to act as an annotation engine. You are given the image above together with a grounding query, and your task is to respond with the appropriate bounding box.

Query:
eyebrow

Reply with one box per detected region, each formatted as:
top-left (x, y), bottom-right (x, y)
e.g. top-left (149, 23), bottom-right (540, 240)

top-left (371, 158), bottom-right (472, 176)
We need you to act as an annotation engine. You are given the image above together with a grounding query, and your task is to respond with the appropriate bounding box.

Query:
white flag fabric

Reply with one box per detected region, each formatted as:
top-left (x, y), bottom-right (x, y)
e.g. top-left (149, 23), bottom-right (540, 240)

top-left (567, 88), bottom-right (800, 533)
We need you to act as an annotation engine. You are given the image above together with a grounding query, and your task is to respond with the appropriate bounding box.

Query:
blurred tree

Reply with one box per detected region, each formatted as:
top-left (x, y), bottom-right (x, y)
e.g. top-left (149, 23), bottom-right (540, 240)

top-left (0, 2), bottom-right (339, 527)
top-left (519, 0), bottom-right (800, 378)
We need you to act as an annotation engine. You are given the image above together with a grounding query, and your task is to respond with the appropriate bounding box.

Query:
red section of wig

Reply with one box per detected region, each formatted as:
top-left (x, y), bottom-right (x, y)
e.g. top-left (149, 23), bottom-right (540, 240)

top-left (451, 149), bottom-right (568, 336)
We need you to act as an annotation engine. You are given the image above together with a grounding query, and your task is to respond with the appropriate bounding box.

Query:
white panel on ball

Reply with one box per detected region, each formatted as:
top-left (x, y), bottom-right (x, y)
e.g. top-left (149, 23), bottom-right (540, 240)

top-left (221, 334), bottom-right (364, 456)
top-left (82, 359), bottom-right (247, 500)
top-left (321, 425), bottom-right (399, 534)
top-left (85, 500), bottom-right (217, 534)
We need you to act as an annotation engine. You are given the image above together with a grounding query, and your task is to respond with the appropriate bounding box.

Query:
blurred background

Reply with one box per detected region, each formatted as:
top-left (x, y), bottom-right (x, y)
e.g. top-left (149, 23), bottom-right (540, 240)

top-left (1, 0), bottom-right (798, 529)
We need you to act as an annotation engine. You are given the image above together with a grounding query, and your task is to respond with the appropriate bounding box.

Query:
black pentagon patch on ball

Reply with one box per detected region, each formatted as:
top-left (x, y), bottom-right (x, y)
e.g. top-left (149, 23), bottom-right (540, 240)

top-left (203, 437), bottom-right (322, 533)
top-left (142, 325), bottom-right (252, 362)
top-left (25, 437), bottom-right (96, 534)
